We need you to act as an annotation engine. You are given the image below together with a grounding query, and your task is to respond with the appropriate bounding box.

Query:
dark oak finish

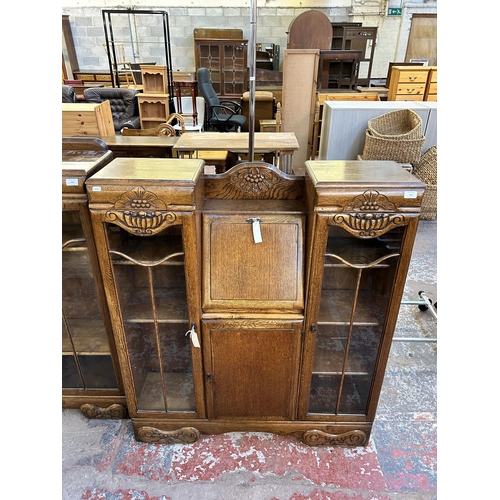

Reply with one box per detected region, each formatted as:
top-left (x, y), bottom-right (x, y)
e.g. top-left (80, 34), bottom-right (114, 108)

top-left (318, 50), bottom-right (362, 90)
top-left (62, 138), bottom-right (127, 416)
top-left (194, 38), bottom-right (248, 100)
top-left (86, 159), bottom-right (425, 445)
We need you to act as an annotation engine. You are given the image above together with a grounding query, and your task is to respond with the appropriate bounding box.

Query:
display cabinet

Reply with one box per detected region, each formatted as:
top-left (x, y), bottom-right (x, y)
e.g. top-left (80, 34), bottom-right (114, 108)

top-left (86, 158), bottom-right (206, 442)
top-left (62, 138), bottom-right (127, 418)
top-left (86, 158), bottom-right (425, 445)
top-left (298, 160), bottom-right (425, 442)
top-left (194, 38), bottom-right (248, 99)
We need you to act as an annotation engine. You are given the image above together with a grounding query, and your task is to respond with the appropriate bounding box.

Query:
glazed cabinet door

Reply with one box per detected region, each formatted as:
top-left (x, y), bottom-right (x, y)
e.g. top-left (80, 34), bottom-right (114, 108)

top-left (299, 215), bottom-right (418, 419)
top-left (92, 215), bottom-right (205, 418)
top-left (203, 319), bottom-right (303, 420)
top-left (62, 205), bottom-right (123, 399)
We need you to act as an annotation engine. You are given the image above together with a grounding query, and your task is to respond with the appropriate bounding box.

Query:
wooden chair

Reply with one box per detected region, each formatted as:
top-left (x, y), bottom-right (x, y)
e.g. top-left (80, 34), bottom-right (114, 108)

top-left (121, 113), bottom-right (186, 136)
top-left (102, 42), bottom-right (143, 91)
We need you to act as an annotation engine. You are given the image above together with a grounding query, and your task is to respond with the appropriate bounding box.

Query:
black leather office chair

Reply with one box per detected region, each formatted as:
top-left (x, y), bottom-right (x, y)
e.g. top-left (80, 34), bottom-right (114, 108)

top-left (83, 87), bottom-right (141, 131)
top-left (197, 67), bottom-right (246, 132)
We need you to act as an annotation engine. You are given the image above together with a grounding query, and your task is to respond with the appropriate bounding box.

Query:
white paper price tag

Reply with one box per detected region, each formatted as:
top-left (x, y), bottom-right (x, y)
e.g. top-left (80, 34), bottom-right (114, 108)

top-left (247, 218), bottom-right (262, 244)
top-left (65, 178), bottom-right (78, 186)
top-left (186, 325), bottom-right (200, 348)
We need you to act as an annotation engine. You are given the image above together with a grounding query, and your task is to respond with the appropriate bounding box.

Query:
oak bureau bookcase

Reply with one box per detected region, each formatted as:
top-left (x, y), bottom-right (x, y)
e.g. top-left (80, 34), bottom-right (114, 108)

top-left (86, 158), bottom-right (424, 446)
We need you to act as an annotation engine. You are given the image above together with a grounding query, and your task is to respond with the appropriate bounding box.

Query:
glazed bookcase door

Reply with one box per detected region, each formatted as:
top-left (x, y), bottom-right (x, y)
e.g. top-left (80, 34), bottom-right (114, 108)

top-left (62, 207), bottom-right (121, 392)
top-left (100, 217), bottom-right (204, 418)
top-left (300, 216), bottom-right (412, 419)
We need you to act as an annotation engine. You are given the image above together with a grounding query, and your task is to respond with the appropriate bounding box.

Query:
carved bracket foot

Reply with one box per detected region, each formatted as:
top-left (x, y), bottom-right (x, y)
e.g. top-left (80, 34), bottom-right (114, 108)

top-left (137, 426), bottom-right (201, 444)
top-left (302, 429), bottom-right (367, 447)
top-left (79, 403), bottom-right (127, 420)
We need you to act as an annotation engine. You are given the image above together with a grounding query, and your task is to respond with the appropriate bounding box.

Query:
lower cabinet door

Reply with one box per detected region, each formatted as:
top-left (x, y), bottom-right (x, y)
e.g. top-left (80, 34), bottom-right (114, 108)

top-left (202, 319), bottom-right (303, 420)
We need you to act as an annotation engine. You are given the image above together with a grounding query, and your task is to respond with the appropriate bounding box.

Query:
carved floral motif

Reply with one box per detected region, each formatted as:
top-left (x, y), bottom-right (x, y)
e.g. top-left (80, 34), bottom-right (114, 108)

top-left (106, 187), bottom-right (176, 235)
top-left (230, 166), bottom-right (280, 197)
top-left (302, 429), bottom-right (367, 447)
top-left (137, 426), bottom-right (200, 444)
top-left (79, 403), bottom-right (127, 419)
top-left (332, 190), bottom-right (405, 237)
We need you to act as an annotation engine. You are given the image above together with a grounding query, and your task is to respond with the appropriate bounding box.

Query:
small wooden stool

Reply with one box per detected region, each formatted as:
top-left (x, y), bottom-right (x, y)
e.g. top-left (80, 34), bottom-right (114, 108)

top-left (259, 119), bottom-right (277, 133)
top-left (197, 150), bottom-right (229, 174)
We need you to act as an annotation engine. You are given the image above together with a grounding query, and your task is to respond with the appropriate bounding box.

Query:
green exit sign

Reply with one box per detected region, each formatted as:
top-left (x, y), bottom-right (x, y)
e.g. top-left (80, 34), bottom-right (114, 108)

top-left (388, 7), bottom-right (402, 16)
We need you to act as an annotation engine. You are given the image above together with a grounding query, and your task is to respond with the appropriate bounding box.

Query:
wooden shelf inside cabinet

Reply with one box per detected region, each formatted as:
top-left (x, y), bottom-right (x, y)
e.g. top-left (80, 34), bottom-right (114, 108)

top-left (119, 287), bottom-right (188, 322)
top-left (317, 290), bottom-right (385, 325)
top-left (312, 333), bottom-right (380, 376)
top-left (62, 320), bottom-right (111, 355)
top-left (137, 372), bottom-right (196, 412)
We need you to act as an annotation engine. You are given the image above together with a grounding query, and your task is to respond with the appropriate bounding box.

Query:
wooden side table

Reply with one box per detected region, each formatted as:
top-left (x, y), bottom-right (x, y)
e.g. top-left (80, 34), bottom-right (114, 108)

top-left (173, 80), bottom-right (198, 127)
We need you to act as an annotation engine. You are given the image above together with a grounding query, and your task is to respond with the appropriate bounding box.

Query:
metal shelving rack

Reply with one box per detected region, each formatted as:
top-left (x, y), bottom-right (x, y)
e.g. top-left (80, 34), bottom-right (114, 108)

top-left (102, 9), bottom-right (174, 111)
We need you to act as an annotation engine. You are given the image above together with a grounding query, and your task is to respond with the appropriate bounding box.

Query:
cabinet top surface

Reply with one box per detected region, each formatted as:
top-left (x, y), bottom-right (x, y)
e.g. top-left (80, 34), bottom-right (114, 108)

top-left (62, 150), bottom-right (113, 177)
top-left (85, 158), bottom-right (204, 183)
top-left (305, 160), bottom-right (424, 186)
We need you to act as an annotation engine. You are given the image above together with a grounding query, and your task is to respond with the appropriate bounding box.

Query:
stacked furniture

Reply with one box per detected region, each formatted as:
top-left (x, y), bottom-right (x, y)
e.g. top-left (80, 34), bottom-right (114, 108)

top-left (387, 66), bottom-right (437, 101)
top-left (137, 65), bottom-right (171, 129)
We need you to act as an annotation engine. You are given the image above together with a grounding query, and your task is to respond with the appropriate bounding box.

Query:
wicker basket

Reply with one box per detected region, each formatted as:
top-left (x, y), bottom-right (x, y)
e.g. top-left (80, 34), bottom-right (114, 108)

top-left (368, 108), bottom-right (423, 140)
top-left (413, 146), bottom-right (437, 220)
top-left (362, 129), bottom-right (425, 164)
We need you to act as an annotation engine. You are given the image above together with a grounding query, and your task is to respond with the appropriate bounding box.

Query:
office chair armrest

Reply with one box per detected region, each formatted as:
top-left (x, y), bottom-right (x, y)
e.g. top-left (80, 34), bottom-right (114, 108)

top-left (210, 104), bottom-right (243, 121)
top-left (210, 101), bottom-right (240, 120)
top-left (219, 100), bottom-right (242, 113)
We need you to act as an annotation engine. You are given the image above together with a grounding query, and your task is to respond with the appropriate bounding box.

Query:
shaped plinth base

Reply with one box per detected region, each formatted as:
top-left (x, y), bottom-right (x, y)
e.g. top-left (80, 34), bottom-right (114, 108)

top-left (137, 426), bottom-right (201, 444)
top-left (80, 403), bottom-right (127, 419)
top-left (302, 429), bottom-right (367, 447)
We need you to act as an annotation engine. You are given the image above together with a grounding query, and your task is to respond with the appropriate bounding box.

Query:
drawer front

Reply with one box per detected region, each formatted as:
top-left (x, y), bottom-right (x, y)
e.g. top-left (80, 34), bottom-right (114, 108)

top-left (395, 94), bottom-right (424, 101)
top-left (397, 71), bottom-right (428, 83)
top-left (96, 74), bottom-right (112, 82)
top-left (396, 83), bottom-right (425, 96)
top-left (76, 74), bottom-right (96, 82)
top-left (428, 82), bottom-right (437, 94)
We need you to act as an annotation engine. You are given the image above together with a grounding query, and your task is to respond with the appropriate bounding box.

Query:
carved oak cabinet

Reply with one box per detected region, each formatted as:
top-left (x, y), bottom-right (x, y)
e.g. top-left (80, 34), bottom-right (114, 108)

top-left (62, 138), bottom-right (127, 418)
top-left (86, 158), bottom-right (424, 446)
